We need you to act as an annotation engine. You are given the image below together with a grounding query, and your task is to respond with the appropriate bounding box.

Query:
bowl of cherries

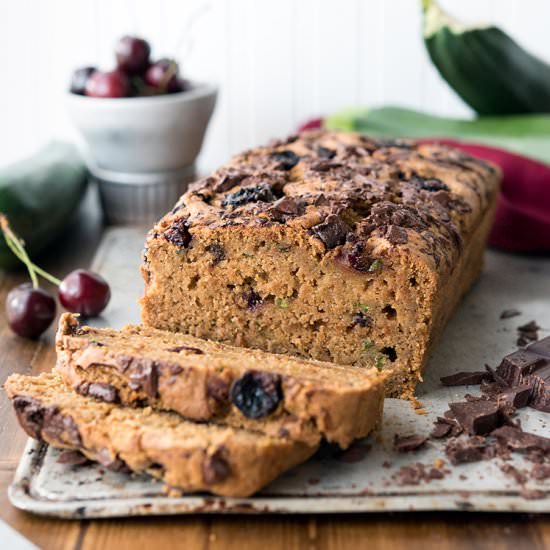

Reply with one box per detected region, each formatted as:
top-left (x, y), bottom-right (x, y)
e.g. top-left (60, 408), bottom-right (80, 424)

top-left (66, 36), bottom-right (217, 223)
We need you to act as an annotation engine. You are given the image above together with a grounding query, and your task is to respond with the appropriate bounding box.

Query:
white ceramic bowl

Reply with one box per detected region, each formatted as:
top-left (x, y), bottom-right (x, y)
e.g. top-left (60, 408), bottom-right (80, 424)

top-left (66, 83), bottom-right (217, 173)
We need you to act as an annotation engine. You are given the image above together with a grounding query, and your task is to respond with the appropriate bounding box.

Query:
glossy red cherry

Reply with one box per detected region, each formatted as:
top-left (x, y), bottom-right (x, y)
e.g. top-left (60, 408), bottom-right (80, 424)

top-left (85, 70), bottom-right (130, 98)
top-left (70, 66), bottom-right (96, 95)
top-left (6, 283), bottom-right (56, 339)
top-left (58, 269), bottom-right (111, 317)
top-left (144, 59), bottom-right (183, 93)
top-left (115, 36), bottom-right (151, 74)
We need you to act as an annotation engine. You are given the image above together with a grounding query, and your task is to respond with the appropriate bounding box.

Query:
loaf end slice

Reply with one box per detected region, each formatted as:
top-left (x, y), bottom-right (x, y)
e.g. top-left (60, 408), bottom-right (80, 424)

top-left (5, 373), bottom-right (316, 498)
top-left (140, 130), bottom-right (500, 398)
top-left (55, 313), bottom-right (385, 448)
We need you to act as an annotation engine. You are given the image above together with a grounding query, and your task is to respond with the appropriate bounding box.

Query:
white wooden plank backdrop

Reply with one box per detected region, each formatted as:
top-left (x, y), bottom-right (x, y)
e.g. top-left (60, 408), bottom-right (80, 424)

top-left (1, 0), bottom-right (549, 173)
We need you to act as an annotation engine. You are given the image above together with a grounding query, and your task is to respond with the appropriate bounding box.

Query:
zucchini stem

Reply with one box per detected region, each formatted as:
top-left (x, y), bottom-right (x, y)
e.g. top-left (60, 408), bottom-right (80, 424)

top-left (0, 214), bottom-right (62, 288)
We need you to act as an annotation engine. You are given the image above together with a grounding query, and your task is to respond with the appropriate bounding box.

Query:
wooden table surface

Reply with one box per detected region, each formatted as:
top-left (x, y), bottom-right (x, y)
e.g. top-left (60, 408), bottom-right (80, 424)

top-left (0, 193), bottom-right (549, 550)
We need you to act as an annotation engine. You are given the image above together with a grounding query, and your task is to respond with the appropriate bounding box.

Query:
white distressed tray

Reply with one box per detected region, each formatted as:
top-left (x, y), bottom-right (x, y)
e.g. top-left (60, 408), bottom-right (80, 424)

top-left (9, 227), bottom-right (550, 517)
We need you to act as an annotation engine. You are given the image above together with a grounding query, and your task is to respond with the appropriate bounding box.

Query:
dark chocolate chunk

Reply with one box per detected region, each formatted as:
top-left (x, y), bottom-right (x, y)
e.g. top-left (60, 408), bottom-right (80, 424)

top-left (445, 436), bottom-right (487, 465)
top-left (529, 364), bottom-right (550, 412)
top-left (449, 400), bottom-right (500, 435)
top-left (491, 426), bottom-right (550, 453)
top-left (496, 349), bottom-right (548, 386)
top-left (206, 243), bottom-right (226, 265)
top-left (202, 447), bottom-right (232, 484)
top-left (430, 420), bottom-right (452, 439)
top-left (497, 385), bottom-right (532, 409)
top-left (207, 376), bottom-right (230, 403)
top-left (13, 396), bottom-right (47, 440)
top-left (351, 311), bottom-right (373, 328)
top-left (311, 214), bottom-right (350, 250)
top-left (214, 170), bottom-right (249, 193)
top-left (440, 371), bottom-right (489, 387)
top-left (221, 183), bottom-right (276, 208)
top-left (385, 225), bottom-right (408, 245)
top-left (393, 434), bottom-right (428, 452)
top-left (42, 410), bottom-right (82, 448)
top-left (231, 370), bottom-right (282, 419)
top-left (164, 218), bottom-right (192, 248)
top-left (128, 359), bottom-right (159, 398)
top-left (270, 150), bottom-right (300, 171)
top-left (167, 345), bottom-right (204, 354)
top-left (316, 146), bottom-right (336, 159)
top-left (484, 363), bottom-right (510, 388)
top-left (57, 450), bottom-right (91, 466)
top-left (410, 175), bottom-right (449, 193)
top-left (77, 382), bottom-right (120, 404)
top-left (500, 309), bottom-right (522, 320)
top-left (527, 336), bottom-right (550, 358)
top-left (269, 196), bottom-right (305, 220)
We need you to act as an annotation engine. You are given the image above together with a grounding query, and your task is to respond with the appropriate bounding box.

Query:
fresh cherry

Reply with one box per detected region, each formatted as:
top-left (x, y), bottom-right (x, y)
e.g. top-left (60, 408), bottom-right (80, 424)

top-left (115, 36), bottom-right (151, 74)
top-left (59, 269), bottom-right (111, 317)
top-left (85, 70), bottom-right (130, 98)
top-left (6, 284), bottom-right (56, 339)
top-left (145, 59), bottom-right (183, 93)
top-left (70, 66), bottom-right (96, 95)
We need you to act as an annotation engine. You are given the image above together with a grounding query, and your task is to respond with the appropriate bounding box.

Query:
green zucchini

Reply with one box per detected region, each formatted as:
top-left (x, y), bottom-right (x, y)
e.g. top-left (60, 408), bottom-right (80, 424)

top-left (325, 106), bottom-right (550, 165)
top-left (422, 0), bottom-right (550, 115)
top-left (0, 142), bottom-right (88, 269)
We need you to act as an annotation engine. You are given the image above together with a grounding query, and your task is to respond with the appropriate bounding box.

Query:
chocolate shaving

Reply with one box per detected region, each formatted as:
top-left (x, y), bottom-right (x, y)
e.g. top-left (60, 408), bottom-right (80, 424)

top-left (440, 371), bottom-right (489, 387)
top-left (449, 400), bottom-right (500, 435)
top-left (393, 434), bottom-right (428, 452)
top-left (500, 309), bottom-right (521, 320)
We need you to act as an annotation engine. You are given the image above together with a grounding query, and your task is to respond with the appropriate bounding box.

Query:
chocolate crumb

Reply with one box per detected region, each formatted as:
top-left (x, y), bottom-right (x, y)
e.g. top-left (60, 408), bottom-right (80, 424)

top-left (394, 433), bottom-right (428, 453)
top-left (445, 436), bottom-right (487, 465)
top-left (500, 309), bottom-right (521, 320)
top-left (517, 320), bottom-right (540, 347)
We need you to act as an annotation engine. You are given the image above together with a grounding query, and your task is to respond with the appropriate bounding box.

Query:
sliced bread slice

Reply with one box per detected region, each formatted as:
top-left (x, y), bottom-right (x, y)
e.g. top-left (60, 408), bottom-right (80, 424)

top-left (55, 313), bottom-right (385, 448)
top-left (5, 372), bottom-right (316, 498)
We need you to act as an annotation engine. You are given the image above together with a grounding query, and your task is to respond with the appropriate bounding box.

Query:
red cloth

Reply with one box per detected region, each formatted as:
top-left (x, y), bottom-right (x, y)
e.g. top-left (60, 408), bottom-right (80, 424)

top-left (422, 139), bottom-right (550, 253)
top-left (297, 118), bottom-right (550, 253)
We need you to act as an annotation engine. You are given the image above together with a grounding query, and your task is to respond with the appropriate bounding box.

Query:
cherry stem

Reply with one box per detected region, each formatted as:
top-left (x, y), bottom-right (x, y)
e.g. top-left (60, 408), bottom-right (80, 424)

top-left (159, 61), bottom-right (177, 93)
top-left (0, 214), bottom-right (62, 288)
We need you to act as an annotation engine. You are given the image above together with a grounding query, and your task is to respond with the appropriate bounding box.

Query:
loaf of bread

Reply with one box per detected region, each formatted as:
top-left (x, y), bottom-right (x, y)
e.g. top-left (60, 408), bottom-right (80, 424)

top-left (140, 130), bottom-right (500, 398)
top-left (5, 373), bottom-right (316, 497)
top-left (55, 313), bottom-right (384, 448)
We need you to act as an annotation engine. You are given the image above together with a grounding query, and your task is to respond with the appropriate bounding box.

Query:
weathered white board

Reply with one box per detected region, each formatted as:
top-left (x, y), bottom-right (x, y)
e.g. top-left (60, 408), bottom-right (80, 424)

top-left (9, 227), bottom-right (550, 517)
